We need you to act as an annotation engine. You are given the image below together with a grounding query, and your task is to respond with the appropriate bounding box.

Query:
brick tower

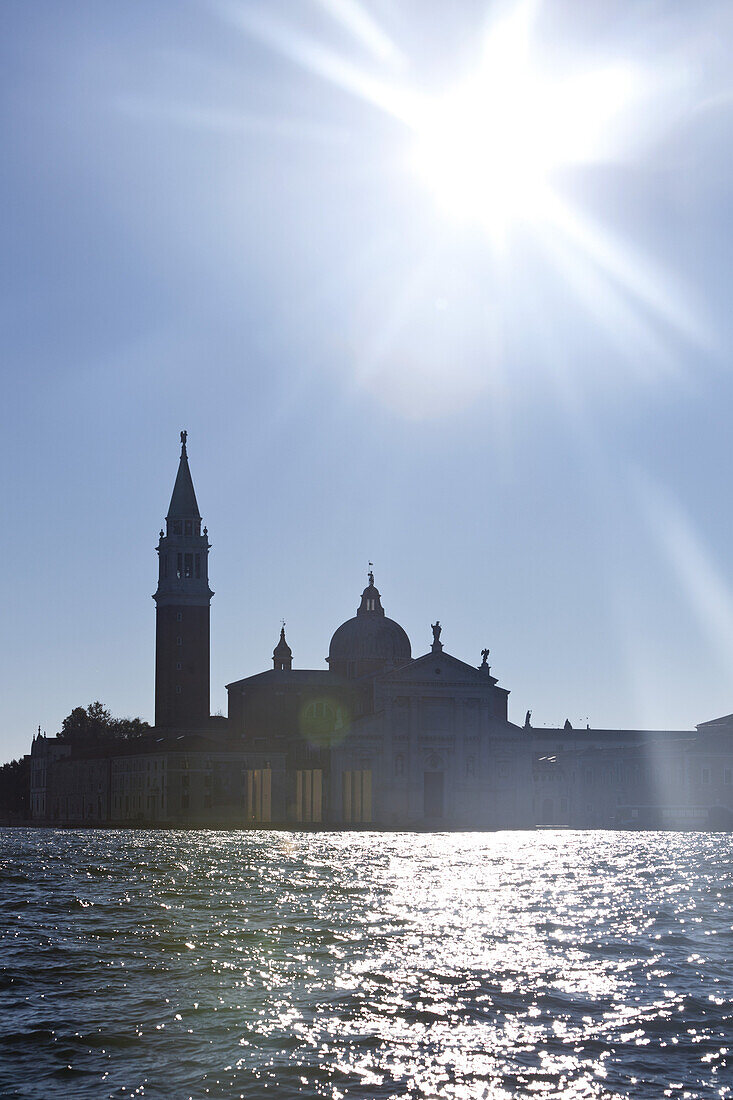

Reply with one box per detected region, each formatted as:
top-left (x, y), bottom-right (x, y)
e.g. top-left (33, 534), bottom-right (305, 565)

top-left (153, 431), bottom-right (213, 729)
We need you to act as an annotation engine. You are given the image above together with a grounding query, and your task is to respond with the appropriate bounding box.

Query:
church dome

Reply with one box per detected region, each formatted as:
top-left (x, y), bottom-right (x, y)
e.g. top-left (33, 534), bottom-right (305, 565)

top-left (328, 572), bottom-right (411, 677)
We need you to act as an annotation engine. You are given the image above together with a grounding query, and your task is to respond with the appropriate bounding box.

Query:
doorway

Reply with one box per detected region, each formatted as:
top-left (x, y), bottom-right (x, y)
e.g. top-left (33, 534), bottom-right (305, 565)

top-left (424, 771), bottom-right (444, 818)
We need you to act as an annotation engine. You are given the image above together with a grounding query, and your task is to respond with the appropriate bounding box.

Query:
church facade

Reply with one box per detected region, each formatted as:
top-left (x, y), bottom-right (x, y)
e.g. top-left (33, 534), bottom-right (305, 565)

top-left (29, 435), bottom-right (733, 829)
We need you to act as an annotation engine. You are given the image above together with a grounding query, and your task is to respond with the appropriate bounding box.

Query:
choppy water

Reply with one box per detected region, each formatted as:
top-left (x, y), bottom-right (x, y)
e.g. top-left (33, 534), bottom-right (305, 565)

top-left (1, 830), bottom-right (732, 1099)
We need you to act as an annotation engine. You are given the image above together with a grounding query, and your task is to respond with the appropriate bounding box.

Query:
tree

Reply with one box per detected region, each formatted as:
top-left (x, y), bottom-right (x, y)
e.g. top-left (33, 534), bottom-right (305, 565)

top-left (111, 716), bottom-right (150, 740)
top-left (0, 757), bottom-right (29, 819)
top-left (57, 702), bottom-right (149, 744)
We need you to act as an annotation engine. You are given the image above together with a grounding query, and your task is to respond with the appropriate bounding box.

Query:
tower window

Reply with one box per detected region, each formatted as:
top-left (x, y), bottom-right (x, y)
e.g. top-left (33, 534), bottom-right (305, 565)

top-left (177, 553), bottom-right (183, 578)
top-left (184, 553), bottom-right (193, 578)
top-left (176, 636), bottom-right (182, 646)
top-left (176, 662), bottom-right (182, 671)
top-left (195, 554), bottom-right (201, 578)
top-left (172, 520), bottom-right (182, 536)
top-left (175, 686), bottom-right (182, 694)
top-left (176, 611), bottom-right (182, 622)
top-left (184, 520), bottom-right (193, 536)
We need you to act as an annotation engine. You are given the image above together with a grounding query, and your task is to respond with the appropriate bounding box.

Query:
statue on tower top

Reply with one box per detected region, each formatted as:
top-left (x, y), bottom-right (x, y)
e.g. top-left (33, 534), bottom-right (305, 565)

top-left (180, 429), bottom-right (188, 454)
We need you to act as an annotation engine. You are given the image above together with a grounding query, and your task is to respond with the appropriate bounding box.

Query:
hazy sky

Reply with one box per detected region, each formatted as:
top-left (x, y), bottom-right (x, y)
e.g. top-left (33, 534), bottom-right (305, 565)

top-left (3, 0), bottom-right (733, 761)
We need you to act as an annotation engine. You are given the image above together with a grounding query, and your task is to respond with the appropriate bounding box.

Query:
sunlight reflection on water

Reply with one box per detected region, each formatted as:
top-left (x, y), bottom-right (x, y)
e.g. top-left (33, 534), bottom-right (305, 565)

top-left (0, 829), bottom-right (731, 1099)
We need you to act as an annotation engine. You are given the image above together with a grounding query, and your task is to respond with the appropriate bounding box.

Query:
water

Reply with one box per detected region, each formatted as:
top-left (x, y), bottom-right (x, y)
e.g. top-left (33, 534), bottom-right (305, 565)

top-left (0, 829), bottom-right (731, 1100)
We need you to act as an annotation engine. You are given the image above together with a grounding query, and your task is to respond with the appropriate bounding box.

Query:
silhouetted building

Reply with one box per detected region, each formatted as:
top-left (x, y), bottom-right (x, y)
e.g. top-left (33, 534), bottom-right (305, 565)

top-left (226, 574), bottom-right (530, 828)
top-left (28, 434), bottom-right (733, 829)
top-left (154, 431), bottom-right (213, 730)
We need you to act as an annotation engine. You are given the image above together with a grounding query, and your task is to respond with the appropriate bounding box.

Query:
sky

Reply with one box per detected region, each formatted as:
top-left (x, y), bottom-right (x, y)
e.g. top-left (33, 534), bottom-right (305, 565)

top-left (2, 0), bottom-right (733, 762)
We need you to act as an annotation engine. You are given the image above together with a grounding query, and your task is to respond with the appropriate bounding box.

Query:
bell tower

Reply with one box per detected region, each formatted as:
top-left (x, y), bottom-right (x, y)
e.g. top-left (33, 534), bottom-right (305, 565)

top-left (153, 431), bottom-right (213, 729)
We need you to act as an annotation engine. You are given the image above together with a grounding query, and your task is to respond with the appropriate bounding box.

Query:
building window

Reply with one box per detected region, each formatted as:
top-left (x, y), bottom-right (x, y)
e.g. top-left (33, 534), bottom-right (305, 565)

top-left (341, 770), bottom-right (372, 824)
top-left (175, 686), bottom-right (182, 694)
top-left (176, 553), bottom-right (183, 578)
top-left (176, 612), bottom-right (182, 622)
top-left (184, 553), bottom-right (193, 578)
top-left (176, 636), bottom-right (182, 646)
top-left (172, 520), bottom-right (182, 536)
top-left (184, 520), bottom-right (193, 536)
top-left (176, 662), bottom-right (182, 671)
top-left (195, 554), bottom-right (201, 579)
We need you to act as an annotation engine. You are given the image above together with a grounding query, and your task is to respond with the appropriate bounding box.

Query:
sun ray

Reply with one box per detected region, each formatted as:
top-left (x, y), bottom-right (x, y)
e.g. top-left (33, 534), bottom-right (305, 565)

top-left (634, 472), bottom-right (733, 672)
top-left (542, 193), bottom-right (708, 348)
top-left (313, 0), bottom-right (404, 65)
top-left (217, 1), bottom-right (419, 123)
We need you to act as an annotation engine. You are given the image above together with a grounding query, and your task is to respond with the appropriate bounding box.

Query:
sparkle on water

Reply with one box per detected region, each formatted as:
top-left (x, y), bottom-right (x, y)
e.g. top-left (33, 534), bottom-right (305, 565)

top-left (1, 828), bottom-right (732, 1099)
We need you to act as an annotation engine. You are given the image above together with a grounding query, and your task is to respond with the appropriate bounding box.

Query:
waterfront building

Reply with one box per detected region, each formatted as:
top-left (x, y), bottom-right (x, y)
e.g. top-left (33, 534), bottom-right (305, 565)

top-left (28, 435), bottom-right (733, 829)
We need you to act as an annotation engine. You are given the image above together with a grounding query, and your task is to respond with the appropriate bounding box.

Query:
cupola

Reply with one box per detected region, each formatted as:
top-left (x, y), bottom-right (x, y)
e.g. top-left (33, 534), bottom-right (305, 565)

top-left (273, 625), bottom-right (293, 671)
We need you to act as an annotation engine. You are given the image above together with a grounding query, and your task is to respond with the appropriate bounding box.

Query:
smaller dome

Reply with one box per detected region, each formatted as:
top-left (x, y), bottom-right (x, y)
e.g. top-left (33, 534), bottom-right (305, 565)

top-left (273, 625), bottom-right (292, 670)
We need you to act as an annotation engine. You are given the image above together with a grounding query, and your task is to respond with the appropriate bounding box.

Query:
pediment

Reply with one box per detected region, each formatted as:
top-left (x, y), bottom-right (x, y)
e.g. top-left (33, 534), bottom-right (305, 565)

top-left (381, 650), bottom-right (500, 687)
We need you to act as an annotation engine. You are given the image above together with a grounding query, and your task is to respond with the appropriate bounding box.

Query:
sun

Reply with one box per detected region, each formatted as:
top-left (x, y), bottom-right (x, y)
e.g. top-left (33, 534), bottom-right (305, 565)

top-left (217, 0), bottom-right (703, 408)
top-left (406, 4), bottom-right (640, 245)
top-left (409, 74), bottom-right (547, 244)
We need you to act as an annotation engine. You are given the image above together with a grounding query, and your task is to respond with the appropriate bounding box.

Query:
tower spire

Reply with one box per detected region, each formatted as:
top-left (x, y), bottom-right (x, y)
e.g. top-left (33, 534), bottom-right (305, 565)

top-left (167, 429), bottom-right (200, 524)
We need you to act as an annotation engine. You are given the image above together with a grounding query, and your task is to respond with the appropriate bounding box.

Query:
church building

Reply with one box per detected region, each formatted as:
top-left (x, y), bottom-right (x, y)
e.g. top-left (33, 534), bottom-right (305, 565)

top-left (29, 434), bottom-right (733, 829)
